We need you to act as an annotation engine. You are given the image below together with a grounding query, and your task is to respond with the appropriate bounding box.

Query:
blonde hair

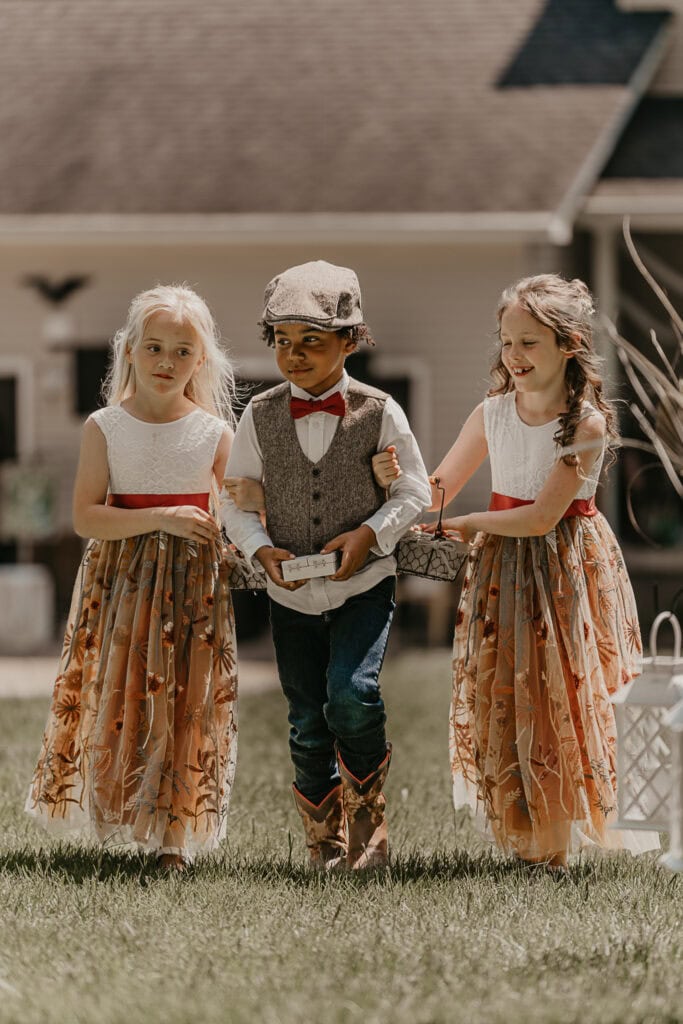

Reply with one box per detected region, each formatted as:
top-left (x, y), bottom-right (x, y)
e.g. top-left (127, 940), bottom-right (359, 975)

top-left (490, 274), bottom-right (618, 464)
top-left (103, 284), bottom-right (236, 427)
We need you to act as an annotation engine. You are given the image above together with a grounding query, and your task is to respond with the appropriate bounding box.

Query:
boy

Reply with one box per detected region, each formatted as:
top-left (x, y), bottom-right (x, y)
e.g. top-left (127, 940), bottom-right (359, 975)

top-left (223, 260), bottom-right (431, 869)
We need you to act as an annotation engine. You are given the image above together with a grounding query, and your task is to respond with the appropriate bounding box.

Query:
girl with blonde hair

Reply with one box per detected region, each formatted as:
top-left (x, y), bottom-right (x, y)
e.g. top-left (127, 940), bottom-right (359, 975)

top-left (27, 284), bottom-right (252, 870)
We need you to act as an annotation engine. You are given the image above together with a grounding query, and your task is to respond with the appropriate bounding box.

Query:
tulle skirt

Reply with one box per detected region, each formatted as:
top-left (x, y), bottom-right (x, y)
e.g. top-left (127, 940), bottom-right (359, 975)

top-left (26, 531), bottom-right (238, 859)
top-left (450, 512), bottom-right (659, 860)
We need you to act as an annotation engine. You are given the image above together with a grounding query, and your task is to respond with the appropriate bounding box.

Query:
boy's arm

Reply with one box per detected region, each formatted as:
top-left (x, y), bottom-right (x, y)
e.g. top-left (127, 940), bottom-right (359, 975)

top-left (219, 404), bottom-right (273, 558)
top-left (364, 398), bottom-right (432, 553)
top-left (221, 404), bottom-right (303, 590)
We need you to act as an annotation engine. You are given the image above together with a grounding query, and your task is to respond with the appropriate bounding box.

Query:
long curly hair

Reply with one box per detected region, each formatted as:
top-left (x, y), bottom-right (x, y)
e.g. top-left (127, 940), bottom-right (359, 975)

top-left (490, 274), bottom-right (618, 465)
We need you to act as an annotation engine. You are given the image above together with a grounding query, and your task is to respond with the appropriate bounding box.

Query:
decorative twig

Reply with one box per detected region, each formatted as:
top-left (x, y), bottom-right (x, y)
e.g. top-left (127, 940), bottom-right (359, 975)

top-left (615, 346), bottom-right (658, 419)
top-left (649, 329), bottom-right (679, 388)
top-left (605, 320), bottom-right (683, 407)
top-left (602, 221), bottom-right (683, 545)
top-left (623, 217), bottom-right (683, 336)
top-left (630, 404), bottom-right (683, 498)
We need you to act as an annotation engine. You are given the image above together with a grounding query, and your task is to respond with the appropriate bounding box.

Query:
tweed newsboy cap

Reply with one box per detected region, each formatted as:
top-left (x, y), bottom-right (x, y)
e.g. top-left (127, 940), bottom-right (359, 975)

top-left (261, 260), bottom-right (364, 330)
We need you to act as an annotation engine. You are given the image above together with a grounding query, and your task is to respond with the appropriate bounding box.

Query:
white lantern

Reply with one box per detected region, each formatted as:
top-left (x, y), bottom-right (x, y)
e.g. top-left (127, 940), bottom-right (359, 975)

top-left (611, 612), bottom-right (683, 831)
top-left (661, 696), bottom-right (683, 873)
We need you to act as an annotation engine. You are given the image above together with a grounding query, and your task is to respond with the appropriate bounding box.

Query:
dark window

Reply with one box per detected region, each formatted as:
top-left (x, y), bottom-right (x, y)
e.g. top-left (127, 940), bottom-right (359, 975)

top-left (0, 375), bottom-right (18, 562)
top-left (0, 376), bottom-right (17, 461)
top-left (74, 346), bottom-right (110, 415)
top-left (349, 351), bottom-right (410, 418)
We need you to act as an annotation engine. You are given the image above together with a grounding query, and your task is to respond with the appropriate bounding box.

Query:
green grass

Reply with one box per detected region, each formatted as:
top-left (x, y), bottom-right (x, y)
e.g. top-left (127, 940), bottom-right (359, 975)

top-left (1, 650), bottom-right (681, 1024)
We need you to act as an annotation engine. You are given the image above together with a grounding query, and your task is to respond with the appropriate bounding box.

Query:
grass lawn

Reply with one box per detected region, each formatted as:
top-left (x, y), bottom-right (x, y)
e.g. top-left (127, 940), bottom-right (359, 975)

top-left (1, 649), bottom-right (681, 1024)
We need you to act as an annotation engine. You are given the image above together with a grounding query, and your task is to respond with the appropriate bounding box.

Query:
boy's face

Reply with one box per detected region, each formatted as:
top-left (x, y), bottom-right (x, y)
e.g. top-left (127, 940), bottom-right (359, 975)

top-left (273, 322), bottom-right (356, 396)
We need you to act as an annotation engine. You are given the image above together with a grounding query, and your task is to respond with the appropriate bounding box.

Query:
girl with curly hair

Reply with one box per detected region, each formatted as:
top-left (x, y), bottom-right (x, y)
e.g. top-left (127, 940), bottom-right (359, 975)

top-left (378, 274), bottom-right (658, 870)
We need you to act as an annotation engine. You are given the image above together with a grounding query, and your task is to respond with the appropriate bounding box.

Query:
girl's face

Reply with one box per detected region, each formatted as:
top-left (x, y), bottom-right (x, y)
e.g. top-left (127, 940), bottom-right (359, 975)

top-left (499, 302), bottom-right (571, 394)
top-left (273, 322), bottom-right (356, 396)
top-left (128, 311), bottom-right (204, 398)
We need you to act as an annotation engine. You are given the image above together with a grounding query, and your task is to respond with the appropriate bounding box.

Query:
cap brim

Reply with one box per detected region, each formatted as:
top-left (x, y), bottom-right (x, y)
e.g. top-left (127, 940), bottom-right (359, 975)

top-left (262, 314), bottom-right (363, 330)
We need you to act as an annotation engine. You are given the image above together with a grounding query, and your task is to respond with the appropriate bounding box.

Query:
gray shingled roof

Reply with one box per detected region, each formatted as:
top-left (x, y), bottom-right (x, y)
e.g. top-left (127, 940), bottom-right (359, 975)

top-left (0, 0), bottom-right (672, 218)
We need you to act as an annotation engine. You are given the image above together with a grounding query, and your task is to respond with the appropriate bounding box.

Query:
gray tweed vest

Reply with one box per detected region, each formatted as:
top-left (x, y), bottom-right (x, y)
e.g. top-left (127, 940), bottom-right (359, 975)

top-left (251, 379), bottom-right (387, 556)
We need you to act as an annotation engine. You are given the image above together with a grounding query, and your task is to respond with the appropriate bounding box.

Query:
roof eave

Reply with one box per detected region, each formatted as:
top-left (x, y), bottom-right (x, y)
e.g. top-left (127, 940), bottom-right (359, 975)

top-left (0, 211), bottom-right (566, 246)
top-left (578, 187), bottom-right (683, 229)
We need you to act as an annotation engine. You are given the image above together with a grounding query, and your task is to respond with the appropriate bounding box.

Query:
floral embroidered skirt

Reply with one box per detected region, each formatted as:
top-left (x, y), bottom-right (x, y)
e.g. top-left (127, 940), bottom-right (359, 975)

top-left (450, 512), bottom-right (658, 860)
top-left (26, 532), bottom-right (238, 859)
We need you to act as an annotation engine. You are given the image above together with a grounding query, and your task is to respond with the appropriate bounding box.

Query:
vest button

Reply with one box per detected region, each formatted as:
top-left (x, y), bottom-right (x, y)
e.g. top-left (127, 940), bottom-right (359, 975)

top-left (312, 492), bottom-right (321, 501)
top-left (312, 517), bottom-right (321, 526)
top-left (311, 468), bottom-right (320, 477)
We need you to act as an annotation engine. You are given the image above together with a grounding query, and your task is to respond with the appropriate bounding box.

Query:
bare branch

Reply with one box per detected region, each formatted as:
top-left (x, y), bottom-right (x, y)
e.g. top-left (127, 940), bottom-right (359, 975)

top-left (615, 346), bottom-right (658, 418)
top-left (623, 217), bottom-right (683, 336)
top-left (649, 329), bottom-right (679, 387)
top-left (604, 319), bottom-right (683, 409)
top-left (630, 404), bottom-right (683, 497)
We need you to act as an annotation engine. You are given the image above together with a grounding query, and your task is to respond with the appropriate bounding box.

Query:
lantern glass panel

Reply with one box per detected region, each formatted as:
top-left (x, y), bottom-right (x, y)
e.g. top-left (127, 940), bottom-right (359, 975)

top-left (618, 704), bottom-right (672, 828)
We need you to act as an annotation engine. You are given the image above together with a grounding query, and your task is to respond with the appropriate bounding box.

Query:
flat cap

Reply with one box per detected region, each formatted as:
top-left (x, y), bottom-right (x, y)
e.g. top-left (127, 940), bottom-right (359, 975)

top-left (261, 260), bottom-right (363, 330)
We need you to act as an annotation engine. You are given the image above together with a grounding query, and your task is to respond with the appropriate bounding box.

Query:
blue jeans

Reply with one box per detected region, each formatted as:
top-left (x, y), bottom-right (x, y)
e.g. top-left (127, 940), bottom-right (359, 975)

top-left (269, 576), bottom-right (395, 804)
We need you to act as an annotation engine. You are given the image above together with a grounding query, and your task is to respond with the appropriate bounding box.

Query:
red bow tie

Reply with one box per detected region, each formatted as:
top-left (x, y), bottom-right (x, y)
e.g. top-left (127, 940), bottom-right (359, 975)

top-left (290, 392), bottom-right (346, 419)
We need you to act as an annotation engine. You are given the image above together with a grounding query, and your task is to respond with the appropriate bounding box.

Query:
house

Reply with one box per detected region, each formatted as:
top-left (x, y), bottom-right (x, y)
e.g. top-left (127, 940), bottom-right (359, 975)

top-left (0, 0), bottom-right (681, 637)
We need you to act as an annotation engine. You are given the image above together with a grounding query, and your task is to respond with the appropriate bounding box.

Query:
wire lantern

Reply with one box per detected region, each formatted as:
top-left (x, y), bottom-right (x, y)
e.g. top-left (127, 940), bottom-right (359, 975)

top-left (611, 612), bottom-right (683, 831)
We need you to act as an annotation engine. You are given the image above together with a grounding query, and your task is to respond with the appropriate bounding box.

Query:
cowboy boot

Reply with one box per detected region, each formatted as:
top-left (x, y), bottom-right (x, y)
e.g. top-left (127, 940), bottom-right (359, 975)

top-left (292, 783), bottom-right (348, 870)
top-left (338, 745), bottom-right (392, 870)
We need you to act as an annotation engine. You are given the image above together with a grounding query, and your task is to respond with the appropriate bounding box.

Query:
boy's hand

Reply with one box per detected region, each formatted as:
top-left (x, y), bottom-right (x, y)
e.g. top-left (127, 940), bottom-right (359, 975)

top-left (223, 476), bottom-right (266, 513)
top-left (323, 525), bottom-right (377, 581)
top-left (254, 545), bottom-right (307, 590)
top-left (371, 446), bottom-right (401, 488)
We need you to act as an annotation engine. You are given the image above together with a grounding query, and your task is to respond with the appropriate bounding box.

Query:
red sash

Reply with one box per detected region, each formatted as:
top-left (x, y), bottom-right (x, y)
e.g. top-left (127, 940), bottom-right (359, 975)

top-left (488, 492), bottom-right (597, 518)
top-left (109, 492), bottom-right (210, 512)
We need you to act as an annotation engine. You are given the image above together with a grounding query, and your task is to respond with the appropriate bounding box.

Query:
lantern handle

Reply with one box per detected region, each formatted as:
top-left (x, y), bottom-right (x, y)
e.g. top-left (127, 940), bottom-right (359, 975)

top-left (648, 611), bottom-right (682, 662)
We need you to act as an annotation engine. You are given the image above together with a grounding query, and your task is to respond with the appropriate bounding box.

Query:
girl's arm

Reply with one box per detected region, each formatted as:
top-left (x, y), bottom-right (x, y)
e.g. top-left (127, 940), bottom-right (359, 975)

top-left (212, 427), bottom-right (233, 485)
top-left (373, 404), bottom-right (488, 508)
top-left (211, 425), bottom-right (236, 485)
top-left (429, 403), bottom-right (489, 509)
top-left (441, 413), bottom-right (606, 540)
top-left (72, 419), bottom-right (220, 543)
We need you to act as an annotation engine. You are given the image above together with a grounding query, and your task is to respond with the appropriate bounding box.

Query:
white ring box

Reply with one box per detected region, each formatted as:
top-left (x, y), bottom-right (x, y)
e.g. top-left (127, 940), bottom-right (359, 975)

top-left (281, 552), bottom-right (339, 582)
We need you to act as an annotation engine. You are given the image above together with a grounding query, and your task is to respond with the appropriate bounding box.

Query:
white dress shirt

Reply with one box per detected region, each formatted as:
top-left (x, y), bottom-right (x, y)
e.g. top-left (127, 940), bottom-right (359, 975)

top-left (221, 371), bottom-right (431, 613)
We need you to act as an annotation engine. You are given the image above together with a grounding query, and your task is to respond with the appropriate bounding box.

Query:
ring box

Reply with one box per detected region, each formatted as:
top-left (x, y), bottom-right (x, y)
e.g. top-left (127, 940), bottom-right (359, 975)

top-left (281, 552), bottom-right (339, 582)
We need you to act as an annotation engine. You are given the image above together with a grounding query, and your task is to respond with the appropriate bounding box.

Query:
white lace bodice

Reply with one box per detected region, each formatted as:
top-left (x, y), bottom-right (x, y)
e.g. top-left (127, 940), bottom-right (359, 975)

top-left (483, 392), bottom-right (603, 501)
top-left (90, 405), bottom-right (226, 494)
